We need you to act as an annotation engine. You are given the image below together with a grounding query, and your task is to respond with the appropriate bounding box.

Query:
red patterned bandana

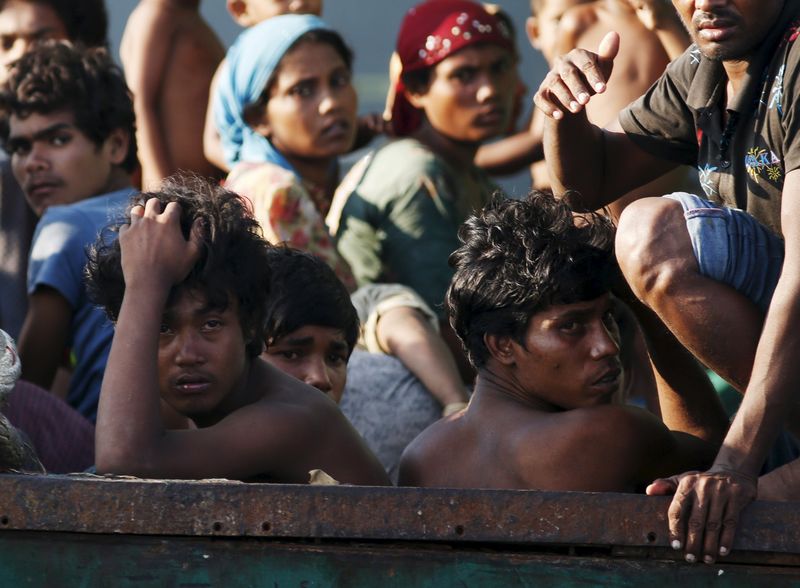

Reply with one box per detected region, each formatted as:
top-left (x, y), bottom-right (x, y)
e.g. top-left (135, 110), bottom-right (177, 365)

top-left (391, 0), bottom-right (515, 136)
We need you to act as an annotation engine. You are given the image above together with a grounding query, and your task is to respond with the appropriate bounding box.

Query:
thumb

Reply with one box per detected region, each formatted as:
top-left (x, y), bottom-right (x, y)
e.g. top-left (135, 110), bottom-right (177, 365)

top-left (646, 476), bottom-right (679, 496)
top-left (598, 31), bottom-right (620, 62)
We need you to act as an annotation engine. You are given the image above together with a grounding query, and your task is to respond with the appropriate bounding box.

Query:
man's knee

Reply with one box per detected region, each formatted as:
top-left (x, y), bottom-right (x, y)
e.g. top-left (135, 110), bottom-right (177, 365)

top-left (615, 197), bottom-right (697, 302)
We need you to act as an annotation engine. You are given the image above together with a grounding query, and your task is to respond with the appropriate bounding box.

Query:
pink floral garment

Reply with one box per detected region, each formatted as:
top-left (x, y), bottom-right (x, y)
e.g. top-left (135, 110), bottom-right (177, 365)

top-left (224, 161), bottom-right (357, 292)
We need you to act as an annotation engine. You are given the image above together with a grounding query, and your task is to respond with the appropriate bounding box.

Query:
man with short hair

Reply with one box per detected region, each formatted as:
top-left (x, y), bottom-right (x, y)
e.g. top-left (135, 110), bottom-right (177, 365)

top-left (398, 192), bottom-right (723, 492)
top-left (86, 175), bottom-right (389, 485)
top-left (534, 0), bottom-right (800, 564)
top-left (0, 41), bottom-right (136, 420)
top-left (0, 0), bottom-right (108, 340)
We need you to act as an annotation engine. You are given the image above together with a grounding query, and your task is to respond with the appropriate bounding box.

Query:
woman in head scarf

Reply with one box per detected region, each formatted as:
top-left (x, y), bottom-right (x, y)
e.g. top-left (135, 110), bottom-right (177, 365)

top-left (212, 13), bottom-right (470, 482)
top-left (331, 0), bottom-right (518, 320)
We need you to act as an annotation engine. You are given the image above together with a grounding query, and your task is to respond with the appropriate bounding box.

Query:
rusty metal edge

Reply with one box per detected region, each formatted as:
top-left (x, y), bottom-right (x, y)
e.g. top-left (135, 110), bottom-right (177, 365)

top-left (0, 474), bottom-right (798, 556)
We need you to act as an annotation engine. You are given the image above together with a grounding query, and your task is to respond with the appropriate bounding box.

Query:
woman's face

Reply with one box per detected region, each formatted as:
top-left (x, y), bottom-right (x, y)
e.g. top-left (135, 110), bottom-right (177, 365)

top-left (407, 44), bottom-right (517, 143)
top-left (256, 41), bottom-right (357, 161)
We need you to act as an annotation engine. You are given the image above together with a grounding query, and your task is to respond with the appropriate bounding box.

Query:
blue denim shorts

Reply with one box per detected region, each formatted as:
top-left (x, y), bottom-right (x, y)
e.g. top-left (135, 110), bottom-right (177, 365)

top-left (664, 192), bottom-right (784, 313)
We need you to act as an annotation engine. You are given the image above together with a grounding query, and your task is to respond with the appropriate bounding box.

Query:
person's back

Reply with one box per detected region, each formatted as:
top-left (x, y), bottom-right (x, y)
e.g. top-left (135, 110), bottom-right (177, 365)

top-left (121, 0), bottom-right (224, 189)
top-left (399, 192), bottom-right (724, 491)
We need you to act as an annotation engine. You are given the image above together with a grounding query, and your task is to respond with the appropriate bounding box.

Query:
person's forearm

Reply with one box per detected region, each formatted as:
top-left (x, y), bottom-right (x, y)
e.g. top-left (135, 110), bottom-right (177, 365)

top-left (714, 275), bottom-right (800, 477)
top-left (475, 131), bottom-right (544, 176)
top-left (136, 106), bottom-right (174, 190)
top-left (377, 307), bottom-right (468, 408)
top-left (95, 282), bottom-right (169, 473)
top-left (544, 113), bottom-right (609, 211)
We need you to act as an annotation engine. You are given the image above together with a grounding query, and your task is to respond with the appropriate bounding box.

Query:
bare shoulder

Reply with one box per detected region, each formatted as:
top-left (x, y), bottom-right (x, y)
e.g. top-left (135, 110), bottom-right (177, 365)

top-left (398, 414), bottom-right (462, 486)
top-left (513, 404), bottom-right (673, 490)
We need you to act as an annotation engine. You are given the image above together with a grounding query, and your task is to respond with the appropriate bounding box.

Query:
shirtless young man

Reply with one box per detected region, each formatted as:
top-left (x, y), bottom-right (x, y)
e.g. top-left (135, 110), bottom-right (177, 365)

top-left (86, 175), bottom-right (388, 485)
top-left (398, 192), bottom-right (725, 491)
top-left (121, 0), bottom-right (225, 189)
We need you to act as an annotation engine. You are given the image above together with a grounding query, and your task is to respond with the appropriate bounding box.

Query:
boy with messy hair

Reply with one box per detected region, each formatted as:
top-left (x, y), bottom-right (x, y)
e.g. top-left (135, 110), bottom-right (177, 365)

top-left (86, 175), bottom-right (388, 484)
top-left (399, 192), bottom-right (726, 491)
top-left (261, 247), bottom-right (444, 481)
top-left (0, 42), bottom-right (136, 419)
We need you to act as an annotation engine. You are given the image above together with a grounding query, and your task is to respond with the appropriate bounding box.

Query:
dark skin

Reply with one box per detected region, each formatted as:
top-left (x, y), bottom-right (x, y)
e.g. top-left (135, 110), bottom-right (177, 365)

top-left (94, 198), bottom-right (389, 485)
top-left (399, 295), bottom-right (718, 490)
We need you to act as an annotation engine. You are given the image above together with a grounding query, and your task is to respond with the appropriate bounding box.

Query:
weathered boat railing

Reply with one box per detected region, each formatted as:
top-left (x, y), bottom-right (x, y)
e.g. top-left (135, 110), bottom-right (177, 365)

top-left (0, 474), bottom-right (798, 586)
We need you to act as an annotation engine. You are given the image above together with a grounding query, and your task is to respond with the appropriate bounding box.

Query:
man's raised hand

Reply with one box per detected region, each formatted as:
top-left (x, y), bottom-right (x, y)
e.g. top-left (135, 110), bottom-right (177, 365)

top-left (534, 31), bottom-right (620, 120)
top-left (119, 198), bottom-right (204, 291)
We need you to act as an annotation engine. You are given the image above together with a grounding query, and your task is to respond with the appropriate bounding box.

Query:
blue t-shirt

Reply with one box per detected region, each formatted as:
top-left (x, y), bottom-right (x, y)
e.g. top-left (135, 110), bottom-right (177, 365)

top-left (27, 188), bottom-right (134, 421)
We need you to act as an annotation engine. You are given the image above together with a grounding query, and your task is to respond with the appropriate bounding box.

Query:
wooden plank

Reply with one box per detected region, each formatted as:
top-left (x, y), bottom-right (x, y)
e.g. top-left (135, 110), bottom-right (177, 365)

top-left (0, 474), bottom-right (798, 559)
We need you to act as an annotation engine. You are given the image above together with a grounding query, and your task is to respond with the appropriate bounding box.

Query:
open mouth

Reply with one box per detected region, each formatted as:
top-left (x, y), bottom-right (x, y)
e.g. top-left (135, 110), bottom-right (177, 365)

top-left (173, 373), bottom-right (212, 394)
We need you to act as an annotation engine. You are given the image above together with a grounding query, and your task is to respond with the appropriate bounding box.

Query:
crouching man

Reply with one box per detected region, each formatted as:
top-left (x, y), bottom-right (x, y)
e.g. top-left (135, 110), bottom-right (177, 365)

top-left (86, 175), bottom-right (388, 485)
top-left (399, 192), bottom-right (726, 491)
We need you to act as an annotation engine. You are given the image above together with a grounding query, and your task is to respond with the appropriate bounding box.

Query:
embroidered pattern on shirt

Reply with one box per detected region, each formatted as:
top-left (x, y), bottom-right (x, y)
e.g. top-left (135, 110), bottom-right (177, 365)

top-left (698, 163), bottom-right (718, 196)
top-left (690, 47), bottom-right (701, 65)
top-left (745, 147), bottom-right (782, 183)
top-left (769, 64), bottom-right (785, 115)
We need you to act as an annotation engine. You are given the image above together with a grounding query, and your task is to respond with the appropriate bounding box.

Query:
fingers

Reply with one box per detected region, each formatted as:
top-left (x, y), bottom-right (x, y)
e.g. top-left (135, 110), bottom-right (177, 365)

top-left (533, 33), bottom-right (618, 120)
top-left (646, 476), bottom-right (679, 496)
top-left (664, 470), bottom-right (757, 564)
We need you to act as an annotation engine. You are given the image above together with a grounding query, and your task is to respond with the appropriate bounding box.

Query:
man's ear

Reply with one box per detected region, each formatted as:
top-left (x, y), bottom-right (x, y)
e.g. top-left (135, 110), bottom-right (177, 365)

top-left (226, 0), bottom-right (254, 27)
top-left (484, 333), bottom-right (516, 366)
top-left (526, 16), bottom-right (542, 50)
top-left (404, 86), bottom-right (429, 111)
top-left (105, 128), bottom-right (130, 166)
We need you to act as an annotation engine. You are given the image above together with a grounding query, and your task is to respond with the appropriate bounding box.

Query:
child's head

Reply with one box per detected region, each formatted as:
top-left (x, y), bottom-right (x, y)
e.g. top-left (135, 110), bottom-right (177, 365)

top-left (261, 246), bottom-right (358, 403)
top-left (215, 14), bottom-right (355, 169)
top-left (526, 0), bottom-right (592, 64)
top-left (447, 191), bottom-right (618, 367)
top-left (0, 0), bottom-right (107, 81)
top-left (391, 0), bottom-right (517, 141)
top-left (87, 174), bottom-right (273, 361)
top-left (0, 42), bottom-right (136, 214)
top-left (226, 0), bottom-right (322, 27)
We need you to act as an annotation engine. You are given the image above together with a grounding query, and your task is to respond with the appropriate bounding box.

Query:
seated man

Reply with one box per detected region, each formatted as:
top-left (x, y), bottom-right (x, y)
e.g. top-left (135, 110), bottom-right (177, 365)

top-left (86, 175), bottom-right (389, 485)
top-left (399, 192), bottom-right (725, 491)
top-left (0, 41), bottom-right (136, 420)
top-left (261, 246), bottom-right (445, 482)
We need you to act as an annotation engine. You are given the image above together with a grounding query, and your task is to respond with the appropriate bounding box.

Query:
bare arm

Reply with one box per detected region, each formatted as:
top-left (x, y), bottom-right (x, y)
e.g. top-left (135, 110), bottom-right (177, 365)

top-left (18, 287), bottom-right (72, 395)
top-left (655, 169), bottom-right (800, 563)
top-left (121, 4), bottom-right (177, 189)
top-left (535, 32), bottom-right (674, 210)
top-left (203, 61), bottom-right (230, 173)
top-left (376, 307), bottom-right (468, 412)
top-left (474, 125), bottom-right (545, 176)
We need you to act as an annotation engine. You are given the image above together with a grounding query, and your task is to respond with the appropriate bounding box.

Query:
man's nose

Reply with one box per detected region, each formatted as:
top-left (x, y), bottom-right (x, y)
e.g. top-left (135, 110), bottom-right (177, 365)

top-left (174, 331), bottom-right (205, 365)
top-left (303, 357), bottom-right (332, 393)
top-left (476, 74), bottom-right (498, 103)
top-left (590, 321), bottom-right (621, 360)
top-left (23, 142), bottom-right (49, 172)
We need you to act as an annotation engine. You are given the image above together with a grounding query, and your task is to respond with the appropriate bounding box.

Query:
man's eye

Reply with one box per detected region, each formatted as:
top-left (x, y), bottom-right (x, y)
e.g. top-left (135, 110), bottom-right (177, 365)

top-left (279, 350), bottom-right (300, 360)
top-left (327, 353), bottom-right (347, 367)
top-left (1, 37), bottom-right (14, 51)
top-left (50, 134), bottom-right (70, 147)
top-left (453, 68), bottom-right (477, 83)
top-left (559, 320), bottom-right (582, 334)
top-left (203, 319), bottom-right (222, 330)
top-left (159, 324), bottom-right (172, 335)
top-left (8, 142), bottom-right (29, 156)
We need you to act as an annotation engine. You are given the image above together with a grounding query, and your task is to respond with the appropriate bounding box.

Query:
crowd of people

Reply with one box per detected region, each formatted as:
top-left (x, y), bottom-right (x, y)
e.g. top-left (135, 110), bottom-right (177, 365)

top-left (0, 0), bottom-right (796, 568)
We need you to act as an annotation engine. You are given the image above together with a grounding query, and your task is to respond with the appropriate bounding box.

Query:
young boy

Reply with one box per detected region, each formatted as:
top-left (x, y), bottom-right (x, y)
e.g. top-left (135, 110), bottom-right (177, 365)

top-left (261, 246), bottom-right (444, 481)
top-left (0, 42), bottom-right (136, 420)
top-left (0, 0), bottom-right (108, 340)
top-left (398, 192), bottom-right (726, 491)
top-left (121, 0), bottom-right (225, 189)
top-left (86, 175), bottom-right (388, 485)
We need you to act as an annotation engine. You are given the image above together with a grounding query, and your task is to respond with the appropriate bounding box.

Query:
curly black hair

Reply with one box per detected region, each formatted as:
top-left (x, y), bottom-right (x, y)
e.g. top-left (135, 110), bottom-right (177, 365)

top-left (86, 174), bottom-right (273, 358)
top-left (446, 190), bottom-right (617, 369)
top-left (0, 41), bottom-right (137, 172)
top-left (263, 246), bottom-right (359, 355)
